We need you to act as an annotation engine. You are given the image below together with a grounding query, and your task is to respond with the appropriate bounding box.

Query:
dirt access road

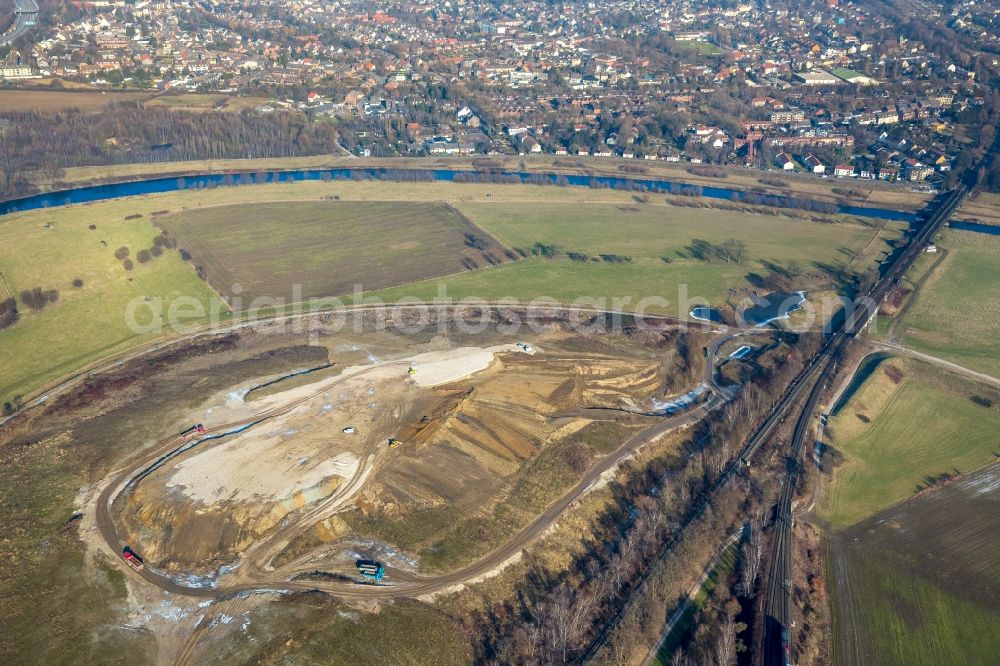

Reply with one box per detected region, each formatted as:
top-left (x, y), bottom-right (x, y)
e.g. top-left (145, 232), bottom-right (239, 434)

top-left (1, 300), bottom-right (724, 432)
top-left (95, 337), bottom-right (732, 603)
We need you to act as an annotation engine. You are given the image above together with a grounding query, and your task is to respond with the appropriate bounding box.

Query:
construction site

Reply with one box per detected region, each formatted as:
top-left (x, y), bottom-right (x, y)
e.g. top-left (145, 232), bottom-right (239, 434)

top-left (54, 306), bottom-right (737, 630)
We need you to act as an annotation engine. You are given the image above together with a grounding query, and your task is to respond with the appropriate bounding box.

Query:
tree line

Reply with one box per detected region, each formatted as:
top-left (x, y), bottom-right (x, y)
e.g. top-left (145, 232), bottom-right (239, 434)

top-left (0, 103), bottom-right (343, 200)
top-left (464, 331), bottom-right (822, 664)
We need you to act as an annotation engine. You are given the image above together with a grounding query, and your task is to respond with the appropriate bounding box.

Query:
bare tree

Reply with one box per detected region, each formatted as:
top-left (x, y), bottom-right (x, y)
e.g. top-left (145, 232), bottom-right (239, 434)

top-left (544, 584), bottom-right (595, 663)
top-left (714, 615), bottom-right (738, 666)
top-left (670, 647), bottom-right (693, 666)
top-left (741, 513), bottom-right (765, 597)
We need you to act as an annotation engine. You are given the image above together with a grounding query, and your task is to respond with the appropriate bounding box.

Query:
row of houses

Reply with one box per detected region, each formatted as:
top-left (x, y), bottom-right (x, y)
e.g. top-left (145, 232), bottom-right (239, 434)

top-left (774, 151), bottom-right (934, 181)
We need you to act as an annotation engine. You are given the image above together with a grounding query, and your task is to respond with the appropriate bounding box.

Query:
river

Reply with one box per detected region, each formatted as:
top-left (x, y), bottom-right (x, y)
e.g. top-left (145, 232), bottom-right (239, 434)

top-left (0, 166), bottom-right (922, 222)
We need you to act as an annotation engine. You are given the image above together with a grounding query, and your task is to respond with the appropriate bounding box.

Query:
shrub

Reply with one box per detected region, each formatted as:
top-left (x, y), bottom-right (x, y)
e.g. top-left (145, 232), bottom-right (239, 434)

top-left (153, 235), bottom-right (168, 247)
top-left (599, 254), bottom-right (632, 263)
top-left (179, 249), bottom-right (192, 261)
top-left (136, 249), bottom-right (152, 263)
top-left (970, 395), bottom-right (993, 408)
top-left (72, 278), bottom-right (84, 288)
top-left (19, 287), bottom-right (58, 310)
top-left (123, 258), bottom-right (134, 271)
top-left (2, 395), bottom-right (24, 415)
top-left (464, 233), bottom-right (488, 250)
top-left (88, 224), bottom-right (97, 230)
top-left (758, 176), bottom-right (789, 188)
top-left (150, 245), bottom-right (163, 257)
top-left (0, 297), bottom-right (18, 331)
top-left (114, 246), bottom-right (130, 260)
top-left (567, 252), bottom-right (590, 262)
top-left (531, 242), bottom-right (561, 258)
top-left (688, 165), bottom-right (728, 178)
top-left (884, 365), bottom-right (905, 384)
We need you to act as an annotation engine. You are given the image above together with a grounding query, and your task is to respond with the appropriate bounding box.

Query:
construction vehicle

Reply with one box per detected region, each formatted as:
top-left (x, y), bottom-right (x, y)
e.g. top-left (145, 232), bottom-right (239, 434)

top-left (123, 546), bottom-right (144, 571)
top-left (516, 342), bottom-right (532, 352)
top-left (179, 423), bottom-right (206, 440)
top-left (342, 426), bottom-right (356, 434)
top-left (407, 366), bottom-right (417, 375)
top-left (355, 559), bottom-right (385, 581)
top-left (388, 438), bottom-right (401, 448)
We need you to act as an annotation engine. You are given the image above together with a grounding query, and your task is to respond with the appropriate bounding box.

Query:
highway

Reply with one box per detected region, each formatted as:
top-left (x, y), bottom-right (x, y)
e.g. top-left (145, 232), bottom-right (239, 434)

top-left (0, 0), bottom-right (38, 47)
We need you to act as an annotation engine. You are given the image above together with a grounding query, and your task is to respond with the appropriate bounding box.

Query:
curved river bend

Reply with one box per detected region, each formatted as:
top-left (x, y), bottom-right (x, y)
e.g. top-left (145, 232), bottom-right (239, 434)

top-left (0, 166), bottom-right (920, 223)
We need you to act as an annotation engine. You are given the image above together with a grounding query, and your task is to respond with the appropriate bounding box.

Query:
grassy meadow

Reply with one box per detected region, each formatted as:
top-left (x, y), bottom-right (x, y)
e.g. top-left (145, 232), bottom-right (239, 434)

top-left (374, 201), bottom-right (900, 316)
top-left (158, 200), bottom-right (512, 303)
top-left (895, 228), bottom-right (1000, 376)
top-left (0, 89), bottom-right (153, 112)
top-left (0, 201), bottom-right (218, 404)
top-left (828, 463), bottom-right (1000, 666)
top-left (459, 200), bottom-right (893, 267)
top-left (0, 179), bottom-right (902, 405)
top-left (821, 357), bottom-right (1000, 527)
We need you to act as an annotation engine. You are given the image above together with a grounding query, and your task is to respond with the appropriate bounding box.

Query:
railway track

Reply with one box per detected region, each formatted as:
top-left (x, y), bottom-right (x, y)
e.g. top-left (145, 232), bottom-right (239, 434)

top-left (760, 183), bottom-right (971, 666)
top-left (579, 184), bottom-right (970, 664)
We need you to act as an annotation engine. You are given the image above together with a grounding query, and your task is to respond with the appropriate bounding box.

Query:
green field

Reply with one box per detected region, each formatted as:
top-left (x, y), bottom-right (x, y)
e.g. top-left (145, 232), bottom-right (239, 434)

top-left (459, 201), bottom-right (890, 266)
top-left (895, 228), bottom-right (1000, 376)
top-left (158, 201), bottom-right (513, 303)
top-left (673, 40), bottom-right (724, 55)
top-left (821, 357), bottom-right (1000, 527)
top-left (372, 203), bottom-right (899, 316)
top-left (828, 463), bottom-right (1000, 666)
top-left (0, 180), bottom-right (904, 407)
top-left (0, 204), bottom-right (218, 405)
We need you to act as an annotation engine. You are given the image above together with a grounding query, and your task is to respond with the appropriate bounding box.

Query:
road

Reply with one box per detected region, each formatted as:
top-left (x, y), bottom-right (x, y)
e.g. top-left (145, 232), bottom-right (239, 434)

top-left (0, 0), bottom-right (37, 47)
top-left (91, 327), bottom-right (734, 603)
top-left (874, 341), bottom-right (1000, 390)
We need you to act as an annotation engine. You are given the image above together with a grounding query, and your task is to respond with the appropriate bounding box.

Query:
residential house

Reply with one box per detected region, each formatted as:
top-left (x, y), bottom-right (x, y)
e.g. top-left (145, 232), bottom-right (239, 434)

top-left (802, 154), bottom-right (825, 174)
top-left (775, 152), bottom-right (795, 170)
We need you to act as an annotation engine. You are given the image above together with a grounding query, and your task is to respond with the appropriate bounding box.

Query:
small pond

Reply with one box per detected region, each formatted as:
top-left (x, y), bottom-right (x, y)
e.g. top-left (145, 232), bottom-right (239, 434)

top-left (740, 291), bottom-right (806, 327)
top-left (689, 306), bottom-right (725, 323)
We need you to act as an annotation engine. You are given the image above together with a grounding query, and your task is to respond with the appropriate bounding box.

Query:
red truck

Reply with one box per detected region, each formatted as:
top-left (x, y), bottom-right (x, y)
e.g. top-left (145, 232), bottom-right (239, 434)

top-left (123, 546), bottom-right (144, 571)
top-left (179, 423), bottom-right (206, 440)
